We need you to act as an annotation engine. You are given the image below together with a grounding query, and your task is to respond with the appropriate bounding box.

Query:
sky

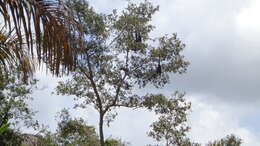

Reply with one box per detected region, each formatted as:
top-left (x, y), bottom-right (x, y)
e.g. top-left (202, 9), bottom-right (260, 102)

top-left (27, 0), bottom-right (260, 145)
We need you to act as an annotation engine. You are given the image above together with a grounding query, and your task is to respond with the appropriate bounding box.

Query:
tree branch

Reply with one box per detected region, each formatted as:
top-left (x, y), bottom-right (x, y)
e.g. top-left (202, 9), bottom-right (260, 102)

top-left (104, 48), bottom-right (130, 113)
top-left (107, 25), bottom-right (127, 48)
top-left (85, 52), bottom-right (103, 113)
top-left (78, 65), bottom-right (91, 79)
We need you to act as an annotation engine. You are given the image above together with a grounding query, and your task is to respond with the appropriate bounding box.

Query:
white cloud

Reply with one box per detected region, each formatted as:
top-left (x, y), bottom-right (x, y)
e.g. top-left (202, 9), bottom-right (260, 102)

top-left (188, 95), bottom-right (260, 146)
top-left (236, 0), bottom-right (260, 34)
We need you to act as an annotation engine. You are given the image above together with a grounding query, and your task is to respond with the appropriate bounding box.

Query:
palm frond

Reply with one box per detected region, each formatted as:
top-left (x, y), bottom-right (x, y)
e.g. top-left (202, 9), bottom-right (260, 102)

top-left (0, 27), bottom-right (34, 80)
top-left (0, 0), bottom-right (79, 75)
top-left (0, 123), bottom-right (10, 135)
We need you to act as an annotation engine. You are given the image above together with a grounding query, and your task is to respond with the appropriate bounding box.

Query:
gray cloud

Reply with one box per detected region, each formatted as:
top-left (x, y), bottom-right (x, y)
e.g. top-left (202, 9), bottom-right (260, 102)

top-left (147, 0), bottom-right (260, 103)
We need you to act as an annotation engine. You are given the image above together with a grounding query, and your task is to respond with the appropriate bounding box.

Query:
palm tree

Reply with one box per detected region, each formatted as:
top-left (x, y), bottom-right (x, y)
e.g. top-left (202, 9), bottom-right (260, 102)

top-left (0, 0), bottom-right (79, 76)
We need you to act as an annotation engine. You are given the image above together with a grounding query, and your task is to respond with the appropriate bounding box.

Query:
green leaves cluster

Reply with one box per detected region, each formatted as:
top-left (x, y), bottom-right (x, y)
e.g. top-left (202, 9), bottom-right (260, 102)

top-left (0, 68), bottom-right (37, 129)
top-left (0, 67), bottom-right (37, 145)
top-left (206, 134), bottom-right (242, 146)
top-left (55, 109), bottom-right (100, 146)
top-left (38, 109), bottom-right (127, 146)
top-left (144, 93), bottom-right (192, 146)
top-left (0, 123), bottom-right (10, 135)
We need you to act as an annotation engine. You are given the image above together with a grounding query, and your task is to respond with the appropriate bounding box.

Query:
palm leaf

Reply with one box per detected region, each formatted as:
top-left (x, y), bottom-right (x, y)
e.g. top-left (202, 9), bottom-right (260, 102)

top-left (0, 27), bottom-right (34, 80)
top-left (0, 123), bottom-right (10, 135)
top-left (0, 0), bottom-right (79, 75)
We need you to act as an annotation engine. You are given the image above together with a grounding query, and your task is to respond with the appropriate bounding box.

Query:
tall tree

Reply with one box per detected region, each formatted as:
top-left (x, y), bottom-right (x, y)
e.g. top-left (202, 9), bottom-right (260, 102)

top-left (56, 0), bottom-right (189, 145)
top-left (0, 0), bottom-right (79, 76)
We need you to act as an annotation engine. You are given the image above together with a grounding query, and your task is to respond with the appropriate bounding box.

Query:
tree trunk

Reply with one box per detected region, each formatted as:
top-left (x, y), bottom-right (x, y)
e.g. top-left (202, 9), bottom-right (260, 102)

top-left (99, 113), bottom-right (105, 146)
top-left (166, 141), bottom-right (169, 146)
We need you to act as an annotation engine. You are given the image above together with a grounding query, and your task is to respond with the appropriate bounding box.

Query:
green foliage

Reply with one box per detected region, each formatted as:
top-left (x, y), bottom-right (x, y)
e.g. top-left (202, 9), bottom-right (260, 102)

top-left (38, 109), bottom-right (128, 146)
top-left (145, 93), bottom-right (192, 146)
top-left (0, 67), bottom-right (37, 145)
top-left (105, 138), bottom-right (128, 146)
top-left (38, 109), bottom-right (100, 146)
top-left (0, 123), bottom-right (10, 135)
top-left (0, 128), bottom-right (23, 146)
top-left (207, 134), bottom-right (242, 146)
top-left (178, 138), bottom-right (201, 146)
top-left (55, 109), bottom-right (100, 146)
top-left (0, 67), bottom-right (38, 129)
top-left (37, 132), bottom-right (58, 146)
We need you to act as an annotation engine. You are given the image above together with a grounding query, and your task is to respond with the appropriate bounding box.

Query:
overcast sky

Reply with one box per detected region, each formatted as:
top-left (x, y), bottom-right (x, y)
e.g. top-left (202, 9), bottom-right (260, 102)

top-left (28, 0), bottom-right (260, 145)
